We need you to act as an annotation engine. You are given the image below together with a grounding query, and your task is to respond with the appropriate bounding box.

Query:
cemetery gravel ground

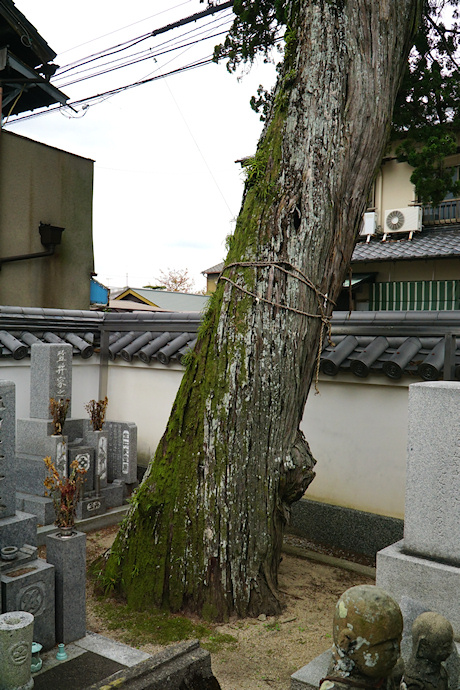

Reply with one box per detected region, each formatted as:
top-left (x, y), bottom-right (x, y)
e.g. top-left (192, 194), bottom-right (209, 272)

top-left (83, 525), bottom-right (374, 690)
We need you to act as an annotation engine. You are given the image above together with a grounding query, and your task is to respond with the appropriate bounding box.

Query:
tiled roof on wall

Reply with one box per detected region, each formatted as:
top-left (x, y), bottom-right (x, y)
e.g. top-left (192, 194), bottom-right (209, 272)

top-left (352, 226), bottom-right (460, 263)
top-left (0, 306), bottom-right (459, 381)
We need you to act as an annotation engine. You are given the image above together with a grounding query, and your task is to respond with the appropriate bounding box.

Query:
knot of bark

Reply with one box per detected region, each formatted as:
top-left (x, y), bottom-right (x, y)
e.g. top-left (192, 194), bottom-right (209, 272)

top-left (279, 429), bottom-right (316, 510)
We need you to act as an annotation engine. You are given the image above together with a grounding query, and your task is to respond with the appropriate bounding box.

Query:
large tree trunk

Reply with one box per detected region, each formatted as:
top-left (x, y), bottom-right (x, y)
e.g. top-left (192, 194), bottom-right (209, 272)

top-left (103, 0), bottom-right (420, 619)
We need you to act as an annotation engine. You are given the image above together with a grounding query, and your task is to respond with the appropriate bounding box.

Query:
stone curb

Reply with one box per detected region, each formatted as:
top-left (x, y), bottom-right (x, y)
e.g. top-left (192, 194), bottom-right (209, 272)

top-left (282, 543), bottom-right (376, 579)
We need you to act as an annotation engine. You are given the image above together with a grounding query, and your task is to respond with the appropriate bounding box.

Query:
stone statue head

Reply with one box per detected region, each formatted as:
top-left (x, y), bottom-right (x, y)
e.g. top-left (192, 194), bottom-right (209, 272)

top-left (332, 585), bottom-right (403, 679)
top-left (412, 612), bottom-right (453, 664)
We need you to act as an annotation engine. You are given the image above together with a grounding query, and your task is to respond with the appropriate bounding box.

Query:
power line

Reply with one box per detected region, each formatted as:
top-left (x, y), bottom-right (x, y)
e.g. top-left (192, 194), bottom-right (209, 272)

top-left (57, 0), bottom-right (195, 56)
top-left (5, 2), bottom-right (237, 125)
top-left (6, 56), bottom-right (216, 124)
top-left (53, 14), bottom-right (233, 88)
top-left (54, 2), bottom-right (233, 77)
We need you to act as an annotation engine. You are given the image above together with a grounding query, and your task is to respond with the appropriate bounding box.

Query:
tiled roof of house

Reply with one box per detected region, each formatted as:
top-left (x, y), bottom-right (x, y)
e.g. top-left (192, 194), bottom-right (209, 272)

top-left (0, 305), bottom-right (459, 381)
top-left (202, 262), bottom-right (224, 275)
top-left (205, 226), bottom-right (460, 274)
top-left (113, 288), bottom-right (209, 312)
top-left (352, 225), bottom-right (460, 263)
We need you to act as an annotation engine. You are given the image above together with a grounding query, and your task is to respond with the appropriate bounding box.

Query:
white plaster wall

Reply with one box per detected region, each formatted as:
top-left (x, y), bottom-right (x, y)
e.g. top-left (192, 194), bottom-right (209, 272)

top-left (71, 360), bottom-right (100, 418)
top-left (1, 358), bottom-right (410, 519)
top-left (0, 359), bottom-right (99, 420)
top-left (106, 360), bottom-right (184, 464)
top-left (301, 375), bottom-right (409, 520)
top-left (0, 362), bottom-right (31, 418)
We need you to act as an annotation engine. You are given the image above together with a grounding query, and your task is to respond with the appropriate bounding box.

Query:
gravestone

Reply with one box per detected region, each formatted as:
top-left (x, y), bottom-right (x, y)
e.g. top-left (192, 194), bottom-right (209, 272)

top-left (106, 422), bottom-right (138, 484)
top-left (15, 343), bottom-right (133, 524)
top-left (292, 381), bottom-right (460, 690)
top-left (0, 382), bottom-right (36, 551)
top-left (0, 380), bottom-right (56, 651)
top-left (30, 343), bottom-right (72, 419)
top-left (377, 381), bottom-right (460, 636)
top-left (1, 558), bottom-right (55, 650)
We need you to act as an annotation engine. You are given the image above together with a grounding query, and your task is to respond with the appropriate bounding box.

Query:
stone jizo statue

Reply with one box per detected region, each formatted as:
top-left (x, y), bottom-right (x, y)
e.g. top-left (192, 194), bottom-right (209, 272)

top-left (400, 612), bottom-right (454, 690)
top-left (320, 585), bottom-right (403, 690)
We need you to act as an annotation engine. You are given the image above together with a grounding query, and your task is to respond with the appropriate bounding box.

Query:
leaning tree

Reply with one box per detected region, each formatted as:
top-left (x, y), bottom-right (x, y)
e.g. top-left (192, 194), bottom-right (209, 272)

top-left (102, 0), bottom-right (422, 619)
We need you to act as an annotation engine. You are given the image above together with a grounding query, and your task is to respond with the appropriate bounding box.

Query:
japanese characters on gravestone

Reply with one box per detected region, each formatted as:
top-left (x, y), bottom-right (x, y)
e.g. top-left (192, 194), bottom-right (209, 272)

top-left (106, 421), bottom-right (137, 484)
top-left (30, 343), bottom-right (72, 420)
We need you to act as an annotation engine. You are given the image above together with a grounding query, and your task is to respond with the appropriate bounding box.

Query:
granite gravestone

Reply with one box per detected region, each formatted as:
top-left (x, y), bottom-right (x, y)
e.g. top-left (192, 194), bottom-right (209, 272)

top-left (15, 343), bottom-right (136, 524)
top-left (30, 343), bottom-right (72, 419)
top-left (377, 382), bottom-right (460, 637)
top-left (0, 380), bottom-right (56, 651)
top-left (106, 421), bottom-right (137, 484)
top-left (0, 382), bottom-right (36, 551)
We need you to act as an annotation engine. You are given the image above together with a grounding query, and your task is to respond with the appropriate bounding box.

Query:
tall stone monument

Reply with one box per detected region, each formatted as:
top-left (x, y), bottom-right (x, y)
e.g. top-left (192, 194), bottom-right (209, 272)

top-left (377, 381), bottom-right (460, 637)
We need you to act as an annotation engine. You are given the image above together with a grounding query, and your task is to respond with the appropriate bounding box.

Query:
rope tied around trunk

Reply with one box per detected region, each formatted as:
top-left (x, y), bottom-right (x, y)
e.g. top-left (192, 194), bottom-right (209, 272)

top-left (218, 261), bottom-right (335, 393)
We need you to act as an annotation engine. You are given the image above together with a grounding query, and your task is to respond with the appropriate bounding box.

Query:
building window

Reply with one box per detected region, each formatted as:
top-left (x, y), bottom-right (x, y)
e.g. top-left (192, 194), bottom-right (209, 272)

top-left (422, 166), bottom-right (460, 224)
top-left (370, 280), bottom-right (460, 311)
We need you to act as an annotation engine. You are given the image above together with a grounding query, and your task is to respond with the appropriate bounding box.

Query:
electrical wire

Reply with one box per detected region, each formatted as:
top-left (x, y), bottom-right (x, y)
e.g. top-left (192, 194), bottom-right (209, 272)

top-left (3, 1), bottom-right (281, 126)
top-left (53, 4), bottom-right (233, 77)
top-left (57, 0), bottom-right (194, 57)
top-left (6, 56), bottom-right (216, 124)
top-left (53, 18), bottom-right (233, 88)
top-left (52, 12), bottom-right (233, 86)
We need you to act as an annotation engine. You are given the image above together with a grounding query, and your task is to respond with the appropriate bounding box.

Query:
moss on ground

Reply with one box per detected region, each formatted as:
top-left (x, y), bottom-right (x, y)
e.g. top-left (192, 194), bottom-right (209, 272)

top-left (94, 598), bottom-right (237, 653)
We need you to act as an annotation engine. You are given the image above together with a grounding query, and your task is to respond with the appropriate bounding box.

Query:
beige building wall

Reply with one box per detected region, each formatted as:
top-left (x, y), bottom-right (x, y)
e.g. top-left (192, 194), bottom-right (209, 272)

top-left (374, 147), bottom-right (460, 229)
top-left (0, 131), bottom-right (94, 308)
top-left (206, 274), bottom-right (219, 294)
top-left (375, 158), bottom-right (415, 225)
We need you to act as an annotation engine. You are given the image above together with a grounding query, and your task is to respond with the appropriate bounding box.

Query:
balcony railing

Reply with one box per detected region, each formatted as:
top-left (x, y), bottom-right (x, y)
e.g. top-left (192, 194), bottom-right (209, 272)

top-left (422, 198), bottom-right (460, 225)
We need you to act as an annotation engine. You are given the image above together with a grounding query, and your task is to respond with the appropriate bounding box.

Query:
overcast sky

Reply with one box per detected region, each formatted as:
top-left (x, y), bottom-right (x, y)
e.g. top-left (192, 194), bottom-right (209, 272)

top-left (7, 1), bottom-right (278, 292)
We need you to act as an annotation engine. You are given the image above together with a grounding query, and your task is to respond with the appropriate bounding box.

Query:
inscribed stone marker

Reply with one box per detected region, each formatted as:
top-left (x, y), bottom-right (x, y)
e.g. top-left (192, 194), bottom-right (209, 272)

top-left (30, 343), bottom-right (72, 419)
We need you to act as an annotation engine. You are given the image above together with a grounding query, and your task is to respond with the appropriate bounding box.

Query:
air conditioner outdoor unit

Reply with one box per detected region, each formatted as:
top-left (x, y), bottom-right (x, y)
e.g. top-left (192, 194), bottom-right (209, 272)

top-left (360, 211), bottom-right (378, 242)
top-left (383, 206), bottom-right (422, 240)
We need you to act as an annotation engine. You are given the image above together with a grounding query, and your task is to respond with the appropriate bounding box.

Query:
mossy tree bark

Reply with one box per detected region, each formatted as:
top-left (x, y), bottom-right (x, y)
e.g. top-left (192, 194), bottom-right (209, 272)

top-left (104, 0), bottom-right (421, 619)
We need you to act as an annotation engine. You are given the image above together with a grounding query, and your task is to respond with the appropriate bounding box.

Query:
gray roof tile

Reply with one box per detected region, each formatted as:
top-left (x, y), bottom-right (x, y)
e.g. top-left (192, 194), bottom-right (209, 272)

top-left (352, 226), bottom-right (460, 263)
top-left (0, 305), bottom-right (459, 380)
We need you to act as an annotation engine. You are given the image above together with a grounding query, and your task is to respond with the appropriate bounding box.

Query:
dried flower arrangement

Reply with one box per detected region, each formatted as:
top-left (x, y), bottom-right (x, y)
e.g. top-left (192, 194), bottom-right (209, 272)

top-left (49, 397), bottom-right (70, 436)
top-left (85, 396), bottom-right (108, 431)
top-left (44, 456), bottom-right (87, 529)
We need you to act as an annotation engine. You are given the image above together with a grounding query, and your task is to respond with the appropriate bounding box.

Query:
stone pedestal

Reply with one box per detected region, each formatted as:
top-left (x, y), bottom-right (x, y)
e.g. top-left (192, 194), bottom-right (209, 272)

top-left (290, 650), bottom-right (331, 690)
top-left (0, 610), bottom-right (34, 690)
top-left (377, 541), bottom-right (460, 636)
top-left (46, 530), bottom-right (86, 644)
top-left (76, 493), bottom-right (107, 520)
top-left (1, 558), bottom-right (55, 650)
